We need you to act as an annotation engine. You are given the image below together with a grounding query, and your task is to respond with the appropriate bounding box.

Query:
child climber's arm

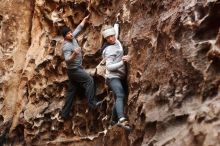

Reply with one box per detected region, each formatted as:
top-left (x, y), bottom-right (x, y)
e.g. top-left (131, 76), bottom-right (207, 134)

top-left (114, 23), bottom-right (119, 40)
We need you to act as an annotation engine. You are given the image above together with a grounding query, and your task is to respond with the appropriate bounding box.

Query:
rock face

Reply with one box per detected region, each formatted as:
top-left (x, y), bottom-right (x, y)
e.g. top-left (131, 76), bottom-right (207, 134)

top-left (1, 0), bottom-right (220, 145)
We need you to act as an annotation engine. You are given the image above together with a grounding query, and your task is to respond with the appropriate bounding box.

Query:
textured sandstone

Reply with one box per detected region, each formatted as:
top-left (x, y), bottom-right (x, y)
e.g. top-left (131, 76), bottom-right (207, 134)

top-left (0, 0), bottom-right (220, 146)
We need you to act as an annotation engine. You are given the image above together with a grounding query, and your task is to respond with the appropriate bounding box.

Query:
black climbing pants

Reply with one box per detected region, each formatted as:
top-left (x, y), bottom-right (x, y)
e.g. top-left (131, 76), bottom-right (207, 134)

top-left (61, 67), bottom-right (97, 118)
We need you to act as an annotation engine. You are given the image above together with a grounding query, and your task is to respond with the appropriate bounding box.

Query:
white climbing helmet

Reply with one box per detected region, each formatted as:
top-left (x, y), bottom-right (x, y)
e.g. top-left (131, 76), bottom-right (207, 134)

top-left (102, 25), bottom-right (116, 38)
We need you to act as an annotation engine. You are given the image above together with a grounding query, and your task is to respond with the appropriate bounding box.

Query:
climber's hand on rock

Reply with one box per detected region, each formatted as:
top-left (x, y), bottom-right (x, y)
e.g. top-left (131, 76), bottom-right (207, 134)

top-left (80, 14), bottom-right (90, 26)
top-left (83, 14), bottom-right (90, 21)
top-left (122, 55), bottom-right (131, 62)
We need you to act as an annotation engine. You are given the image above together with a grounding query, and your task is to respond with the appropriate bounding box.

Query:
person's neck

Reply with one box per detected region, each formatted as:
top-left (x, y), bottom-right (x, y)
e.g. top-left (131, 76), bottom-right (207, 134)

top-left (64, 38), bottom-right (72, 42)
top-left (108, 42), bottom-right (116, 45)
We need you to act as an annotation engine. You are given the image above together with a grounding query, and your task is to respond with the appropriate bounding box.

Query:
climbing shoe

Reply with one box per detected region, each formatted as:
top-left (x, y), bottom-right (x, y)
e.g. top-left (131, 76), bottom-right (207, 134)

top-left (117, 117), bottom-right (132, 131)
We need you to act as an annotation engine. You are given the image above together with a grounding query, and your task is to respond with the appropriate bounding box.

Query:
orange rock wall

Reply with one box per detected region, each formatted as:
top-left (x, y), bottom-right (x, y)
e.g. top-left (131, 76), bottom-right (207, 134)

top-left (0, 0), bottom-right (220, 146)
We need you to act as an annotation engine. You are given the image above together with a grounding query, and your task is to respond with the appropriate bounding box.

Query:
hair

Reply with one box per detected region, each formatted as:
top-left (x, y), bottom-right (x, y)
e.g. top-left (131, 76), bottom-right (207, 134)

top-left (60, 26), bottom-right (71, 37)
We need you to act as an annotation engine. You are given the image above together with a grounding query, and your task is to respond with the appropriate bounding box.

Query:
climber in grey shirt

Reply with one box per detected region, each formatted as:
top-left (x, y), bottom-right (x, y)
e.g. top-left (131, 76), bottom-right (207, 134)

top-left (59, 15), bottom-right (100, 119)
top-left (62, 23), bottom-right (83, 69)
top-left (101, 23), bottom-right (131, 129)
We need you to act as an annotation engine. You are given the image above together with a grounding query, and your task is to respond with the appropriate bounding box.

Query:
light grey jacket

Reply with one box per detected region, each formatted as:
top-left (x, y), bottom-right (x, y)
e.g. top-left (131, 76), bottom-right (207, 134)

top-left (62, 25), bottom-right (83, 69)
top-left (102, 24), bottom-right (126, 79)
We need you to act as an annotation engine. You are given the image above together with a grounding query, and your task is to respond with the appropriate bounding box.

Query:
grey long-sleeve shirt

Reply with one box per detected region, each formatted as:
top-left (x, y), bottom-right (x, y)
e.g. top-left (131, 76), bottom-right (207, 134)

top-left (62, 25), bottom-right (83, 69)
top-left (102, 24), bottom-right (126, 79)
